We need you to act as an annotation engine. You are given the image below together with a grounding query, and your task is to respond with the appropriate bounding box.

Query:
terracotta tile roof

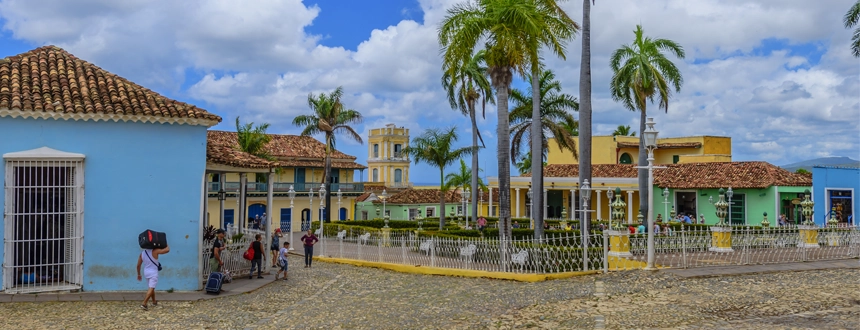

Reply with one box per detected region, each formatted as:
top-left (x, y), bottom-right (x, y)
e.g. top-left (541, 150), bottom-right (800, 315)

top-left (0, 46), bottom-right (220, 126)
top-left (616, 142), bottom-right (702, 149)
top-left (377, 189), bottom-right (462, 204)
top-left (277, 159), bottom-right (366, 169)
top-left (355, 192), bottom-right (373, 202)
top-left (653, 161), bottom-right (812, 189)
top-left (206, 143), bottom-right (278, 169)
top-left (363, 184), bottom-right (387, 192)
top-left (207, 131), bottom-right (357, 161)
top-left (523, 164), bottom-right (639, 178)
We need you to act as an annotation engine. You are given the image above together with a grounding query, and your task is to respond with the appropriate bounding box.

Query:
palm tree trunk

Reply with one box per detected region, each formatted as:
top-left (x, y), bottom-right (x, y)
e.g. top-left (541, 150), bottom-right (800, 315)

top-left (637, 107), bottom-right (648, 223)
top-left (324, 133), bottom-right (333, 223)
top-left (469, 101), bottom-right (479, 228)
top-left (530, 62), bottom-right (544, 239)
top-left (439, 169), bottom-right (446, 230)
top-left (496, 80), bottom-right (512, 241)
top-left (579, 0), bottom-right (593, 235)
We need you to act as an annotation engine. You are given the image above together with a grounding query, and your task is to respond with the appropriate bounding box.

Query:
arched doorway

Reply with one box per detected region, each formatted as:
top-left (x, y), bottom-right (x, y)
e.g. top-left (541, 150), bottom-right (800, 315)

top-left (340, 207), bottom-right (348, 220)
top-left (248, 203), bottom-right (266, 229)
top-left (301, 208), bottom-right (311, 231)
top-left (619, 153), bottom-right (633, 164)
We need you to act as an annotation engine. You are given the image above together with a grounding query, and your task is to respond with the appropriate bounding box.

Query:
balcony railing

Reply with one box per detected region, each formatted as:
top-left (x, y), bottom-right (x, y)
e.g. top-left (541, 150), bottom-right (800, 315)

top-left (207, 182), bottom-right (365, 193)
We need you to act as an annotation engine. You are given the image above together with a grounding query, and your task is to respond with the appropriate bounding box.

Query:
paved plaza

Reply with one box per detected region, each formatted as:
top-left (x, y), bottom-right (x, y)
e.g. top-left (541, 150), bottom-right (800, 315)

top-left (0, 256), bottom-right (857, 329)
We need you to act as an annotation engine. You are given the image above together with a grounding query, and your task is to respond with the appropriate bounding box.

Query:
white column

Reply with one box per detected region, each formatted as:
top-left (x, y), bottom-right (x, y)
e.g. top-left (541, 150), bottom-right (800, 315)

top-left (569, 189), bottom-right (575, 220)
top-left (239, 173), bottom-right (247, 233)
top-left (489, 188), bottom-right (493, 216)
top-left (265, 171), bottom-right (274, 272)
top-left (515, 188), bottom-right (521, 218)
top-left (597, 190), bottom-right (602, 220)
top-left (219, 172), bottom-right (226, 229)
top-left (627, 190), bottom-right (634, 224)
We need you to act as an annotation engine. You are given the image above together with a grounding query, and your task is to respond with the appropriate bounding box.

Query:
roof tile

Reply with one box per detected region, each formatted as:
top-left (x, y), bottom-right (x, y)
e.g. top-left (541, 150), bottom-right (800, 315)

top-left (207, 131), bottom-right (356, 160)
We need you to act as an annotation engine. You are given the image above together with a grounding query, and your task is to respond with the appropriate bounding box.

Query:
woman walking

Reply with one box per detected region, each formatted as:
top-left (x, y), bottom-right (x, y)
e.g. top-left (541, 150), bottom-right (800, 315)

top-left (249, 234), bottom-right (264, 279)
top-left (136, 245), bottom-right (169, 310)
top-left (300, 229), bottom-right (318, 268)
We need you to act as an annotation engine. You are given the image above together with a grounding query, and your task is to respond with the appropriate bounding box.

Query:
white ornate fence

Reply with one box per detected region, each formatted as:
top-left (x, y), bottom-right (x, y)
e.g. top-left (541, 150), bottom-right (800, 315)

top-left (607, 225), bottom-right (860, 271)
top-left (314, 229), bottom-right (605, 274)
top-left (201, 237), bottom-right (255, 280)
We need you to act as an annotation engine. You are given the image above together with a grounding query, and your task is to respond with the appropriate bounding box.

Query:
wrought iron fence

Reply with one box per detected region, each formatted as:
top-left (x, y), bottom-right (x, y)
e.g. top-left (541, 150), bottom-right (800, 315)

top-left (606, 224), bottom-right (860, 271)
top-left (201, 237), bottom-right (255, 280)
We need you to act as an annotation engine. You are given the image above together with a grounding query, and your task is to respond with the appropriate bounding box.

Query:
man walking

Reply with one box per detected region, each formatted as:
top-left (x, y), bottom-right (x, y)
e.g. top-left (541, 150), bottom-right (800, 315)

top-left (249, 234), bottom-right (264, 279)
top-left (301, 229), bottom-right (318, 268)
top-left (137, 244), bottom-right (170, 310)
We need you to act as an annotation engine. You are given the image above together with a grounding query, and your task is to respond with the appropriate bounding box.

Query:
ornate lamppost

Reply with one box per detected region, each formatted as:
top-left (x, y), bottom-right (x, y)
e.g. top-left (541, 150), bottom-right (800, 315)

top-left (218, 187), bottom-right (227, 230)
top-left (381, 189), bottom-right (389, 228)
top-left (287, 185), bottom-right (296, 250)
top-left (636, 117), bottom-right (662, 270)
top-left (726, 187), bottom-right (735, 225)
top-left (308, 187), bottom-right (314, 233)
top-left (579, 180), bottom-right (592, 270)
top-left (662, 187), bottom-right (670, 224)
top-left (798, 189), bottom-right (819, 248)
top-left (417, 210), bottom-right (424, 232)
top-left (527, 187), bottom-right (534, 229)
top-left (709, 188), bottom-right (734, 252)
top-left (464, 188), bottom-right (471, 229)
top-left (608, 187), bottom-right (631, 257)
top-left (337, 188), bottom-right (342, 221)
top-left (319, 183), bottom-right (327, 237)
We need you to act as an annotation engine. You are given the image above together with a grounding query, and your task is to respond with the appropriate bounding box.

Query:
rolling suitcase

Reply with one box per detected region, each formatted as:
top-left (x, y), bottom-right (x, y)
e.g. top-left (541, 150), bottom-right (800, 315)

top-left (205, 272), bottom-right (224, 294)
top-left (139, 229), bottom-right (168, 249)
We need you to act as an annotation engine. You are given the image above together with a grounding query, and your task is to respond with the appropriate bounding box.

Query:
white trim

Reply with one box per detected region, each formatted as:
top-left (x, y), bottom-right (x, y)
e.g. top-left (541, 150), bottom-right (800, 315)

top-left (824, 187), bottom-right (855, 226)
top-left (4, 147), bottom-right (85, 161)
top-left (0, 108), bottom-right (219, 127)
top-left (424, 206), bottom-right (437, 218)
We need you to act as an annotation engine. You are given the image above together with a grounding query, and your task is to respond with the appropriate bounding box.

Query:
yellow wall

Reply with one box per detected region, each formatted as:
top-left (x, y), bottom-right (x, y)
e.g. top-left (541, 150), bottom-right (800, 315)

top-left (367, 124), bottom-right (411, 185)
top-left (206, 196), bottom-right (357, 233)
top-left (547, 135), bottom-right (731, 166)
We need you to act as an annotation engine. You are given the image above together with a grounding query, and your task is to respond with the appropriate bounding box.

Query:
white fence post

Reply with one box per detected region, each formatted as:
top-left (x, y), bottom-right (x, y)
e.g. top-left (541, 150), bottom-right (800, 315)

top-left (681, 224), bottom-right (688, 269)
top-left (401, 235), bottom-right (407, 264)
top-left (430, 238), bottom-right (436, 268)
top-left (602, 231), bottom-right (608, 274)
top-left (582, 231), bottom-right (589, 272)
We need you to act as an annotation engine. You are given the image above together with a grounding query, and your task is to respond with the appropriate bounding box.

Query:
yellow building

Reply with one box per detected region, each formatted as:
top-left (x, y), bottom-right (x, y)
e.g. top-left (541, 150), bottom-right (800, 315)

top-left (547, 135), bottom-right (732, 166)
top-left (367, 123), bottom-right (411, 188)
top-left (205, 131), bottom-right (366, 234)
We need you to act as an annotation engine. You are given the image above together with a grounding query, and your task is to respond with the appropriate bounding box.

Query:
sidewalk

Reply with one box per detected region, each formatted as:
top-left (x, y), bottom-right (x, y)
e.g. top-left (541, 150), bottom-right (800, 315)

top-left (0, 272), bottom-right (276, 303)
top-left (662, 259), bottom-right (860, 278)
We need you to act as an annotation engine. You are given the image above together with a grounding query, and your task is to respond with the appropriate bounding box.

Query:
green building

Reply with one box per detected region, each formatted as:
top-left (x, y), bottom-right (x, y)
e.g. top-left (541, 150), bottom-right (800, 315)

top-left (651, 161), bottom-right (812, 226)
top-left (355, 189), bottom-right (471, 221)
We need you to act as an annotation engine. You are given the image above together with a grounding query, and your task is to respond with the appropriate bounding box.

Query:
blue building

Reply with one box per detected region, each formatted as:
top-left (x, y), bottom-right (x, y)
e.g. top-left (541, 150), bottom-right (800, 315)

top-left (812, 166), bottom-right (859, 227)
top-left (0, 46), bottom-right (221, 293)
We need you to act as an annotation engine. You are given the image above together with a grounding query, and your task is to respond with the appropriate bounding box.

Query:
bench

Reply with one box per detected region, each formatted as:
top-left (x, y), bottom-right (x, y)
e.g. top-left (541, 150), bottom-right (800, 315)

top-left (511, 250), bottom-right (529, 266)
top-left (314, 228), bottom-right (322, 236)
top-left (460, 244), bottom-right (477, 260)
top-left (336, 230), bottom-right (347, 240)
top-left (359, 233), bottom-right (371, 245)
top-left (419, 239), bottom-right (432, 255)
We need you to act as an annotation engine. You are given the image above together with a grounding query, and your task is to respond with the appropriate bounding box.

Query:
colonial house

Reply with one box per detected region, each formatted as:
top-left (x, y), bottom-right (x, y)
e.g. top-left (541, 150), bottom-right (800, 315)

top-left (0, 46), bottom-right (220, 293)
top-left (812, 166), bottom-right (858, 226)
top-left (547, 135), bottom-right (732, 166)
top-left (488, 161), bottom-right (811, 226)
top-left (355, 189), bottom-right (465, 221)
top-left (204, 131), bottom-right (366, 234)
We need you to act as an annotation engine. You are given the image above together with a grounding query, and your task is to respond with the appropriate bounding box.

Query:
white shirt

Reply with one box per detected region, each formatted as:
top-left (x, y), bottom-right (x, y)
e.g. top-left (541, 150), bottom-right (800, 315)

top-left (279, 247), bottom-right (289, 262)
top-left (141, 249), bottom-right (160, 278)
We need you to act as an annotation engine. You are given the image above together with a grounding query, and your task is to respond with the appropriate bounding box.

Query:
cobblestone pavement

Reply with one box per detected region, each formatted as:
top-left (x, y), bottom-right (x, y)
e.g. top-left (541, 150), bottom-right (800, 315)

top-left (0, 255), bottom-right (858, 329)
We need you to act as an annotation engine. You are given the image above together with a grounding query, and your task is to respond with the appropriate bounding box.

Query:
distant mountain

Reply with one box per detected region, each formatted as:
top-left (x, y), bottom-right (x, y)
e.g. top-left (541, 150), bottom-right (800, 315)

top-left (781, 157), bottom-right (860, 172)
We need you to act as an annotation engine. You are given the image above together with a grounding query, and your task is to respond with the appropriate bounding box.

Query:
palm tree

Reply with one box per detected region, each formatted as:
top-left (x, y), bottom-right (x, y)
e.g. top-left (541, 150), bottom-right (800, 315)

top-left (846, 0), bottom-right (860, 57)
top-left (235, 116), bottom-right (273, 231)
top-left (515, 151), bottom-right (547, 175)
top-left (610, 24), bottom-right (685, 226)
top-left (403, 127), bottom-right (471, 229)
top-left (293, 86), bottom-right (364, 222)
top-left (612, 125), bottom-right (636, 137)
top-left (578, 0), bottom-right (594, 235)
top-left (439, 0), bottom-right (576, 241)
top-left (510, 69), bottom-right (579, 166)
top-left (445, 159), bottom-right (488, 194)
top-left (442, 49), bottom-right (494, 231)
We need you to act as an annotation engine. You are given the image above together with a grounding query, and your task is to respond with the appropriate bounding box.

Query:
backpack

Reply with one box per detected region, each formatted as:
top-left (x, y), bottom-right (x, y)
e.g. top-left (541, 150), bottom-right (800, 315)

top-left (243, 243), bottom-right (255, 260)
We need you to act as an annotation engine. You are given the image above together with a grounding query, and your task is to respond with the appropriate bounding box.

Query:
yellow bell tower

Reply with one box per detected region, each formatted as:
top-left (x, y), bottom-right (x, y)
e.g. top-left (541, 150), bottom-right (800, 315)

top-left (367, 124), bottom-right (411, 187)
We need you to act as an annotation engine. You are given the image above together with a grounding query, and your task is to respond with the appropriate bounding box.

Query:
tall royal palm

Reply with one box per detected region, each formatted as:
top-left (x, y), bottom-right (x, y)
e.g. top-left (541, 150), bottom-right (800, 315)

top-left (403, 127), bottom-right (471, 229)
top-left (509, 69), bottom-right (579, 168)
top-left (846, 0), bottom-right (860, 57)
top-left (293, 86), bottom-right (364, 222)
top-left (442, 49), bottom-right (494, 230)
top-left (439, 0), bottom-right (576, 241)
top-left (578, 0), bottom-right (594, 234)
top-left (610, 25), bottom-right (685, 223)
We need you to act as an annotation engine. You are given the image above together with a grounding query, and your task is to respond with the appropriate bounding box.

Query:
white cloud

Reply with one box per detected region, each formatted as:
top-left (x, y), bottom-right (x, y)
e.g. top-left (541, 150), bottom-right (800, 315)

top-left (1, 0), bottom-right (857, 175)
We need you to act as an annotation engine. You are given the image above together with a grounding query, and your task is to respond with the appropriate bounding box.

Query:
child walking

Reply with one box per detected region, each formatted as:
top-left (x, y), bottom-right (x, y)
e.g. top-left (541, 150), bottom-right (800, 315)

top-left (275, 242), bottom-right (290, 281)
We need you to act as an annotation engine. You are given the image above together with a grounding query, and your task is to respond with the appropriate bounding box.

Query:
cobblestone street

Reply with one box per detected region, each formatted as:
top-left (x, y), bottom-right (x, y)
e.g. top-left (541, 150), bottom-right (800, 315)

top-left (0, 256), bottom-right (858, 329)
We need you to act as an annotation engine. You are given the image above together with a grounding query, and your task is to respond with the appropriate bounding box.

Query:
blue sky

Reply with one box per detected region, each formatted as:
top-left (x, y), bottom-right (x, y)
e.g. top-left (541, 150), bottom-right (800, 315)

top-left (0, 0), bottom-right (857, 185)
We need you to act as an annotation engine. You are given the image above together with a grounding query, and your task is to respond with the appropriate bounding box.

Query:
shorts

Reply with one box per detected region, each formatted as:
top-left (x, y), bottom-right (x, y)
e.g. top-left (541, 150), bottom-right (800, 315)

top-left (146, 276), bottom-right (158, 289)
top-left (278, 259), bottom-right (288, 272)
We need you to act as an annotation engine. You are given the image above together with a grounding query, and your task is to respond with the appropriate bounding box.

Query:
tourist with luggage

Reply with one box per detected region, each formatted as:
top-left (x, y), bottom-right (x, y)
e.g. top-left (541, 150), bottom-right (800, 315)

top-left (210, 229), bottom-right (226, 272)
top-left (137, 244), bottom-right (169, 310)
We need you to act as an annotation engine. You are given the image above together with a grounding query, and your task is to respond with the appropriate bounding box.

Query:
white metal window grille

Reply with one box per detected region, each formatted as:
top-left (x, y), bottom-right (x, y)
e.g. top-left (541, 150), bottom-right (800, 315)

top-left (3, 152), bottom-right (84, 294)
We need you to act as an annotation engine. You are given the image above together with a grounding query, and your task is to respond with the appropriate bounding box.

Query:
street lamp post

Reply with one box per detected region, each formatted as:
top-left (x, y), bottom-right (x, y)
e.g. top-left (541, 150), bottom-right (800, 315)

top-left (662, 187), bottom-right (669, 224)
top-left (639, 117), bottom-right (662, 270)
top-left (235, 188), bottom-right (241, 234)
top-left (479, 190), bottom-right (484, 217)
top-left (308, 188), bottom-right (314, 233)
top-left (417, 210), bottom-right (424, 231)
top-left (580, 180), bottom-right (591, 270)
top-left (287, 185), bottom-right (296, 250)
top-left (337, 188), bottom-right (342, 221)
top-left (218, 188), bottom-right (226, 230)
top-left (726, 187), bottom-right (735, 225)
top-left (319, 184), bottom-right (327, 256)
top-left (381, 189), bottom-right (389, 227)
